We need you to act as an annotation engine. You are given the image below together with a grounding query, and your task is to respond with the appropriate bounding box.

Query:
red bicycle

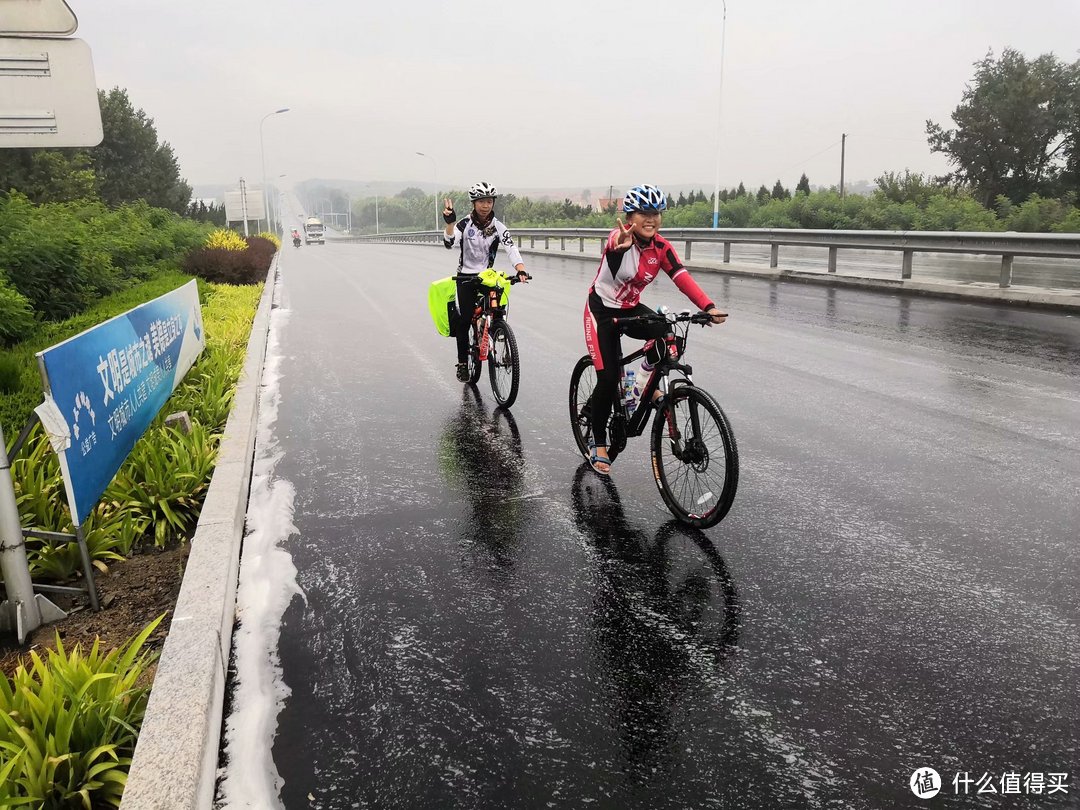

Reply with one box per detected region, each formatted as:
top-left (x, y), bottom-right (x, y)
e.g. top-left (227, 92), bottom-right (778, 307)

top-left (456, 272), bottom-right (530, 408)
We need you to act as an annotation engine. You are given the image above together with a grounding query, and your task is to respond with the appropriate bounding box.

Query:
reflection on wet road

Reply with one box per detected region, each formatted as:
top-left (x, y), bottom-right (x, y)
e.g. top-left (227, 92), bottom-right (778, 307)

top-left (265, 243), bottom-right (1079, 809)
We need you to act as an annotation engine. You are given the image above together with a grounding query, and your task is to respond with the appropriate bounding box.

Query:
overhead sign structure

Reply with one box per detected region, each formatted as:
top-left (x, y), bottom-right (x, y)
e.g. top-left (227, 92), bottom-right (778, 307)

top-left (0, 36), bottom-right (102, 147)
top-left (34, 281), bottom-right (205, 525)
top-left (0, 0), bottom-right (77, 36)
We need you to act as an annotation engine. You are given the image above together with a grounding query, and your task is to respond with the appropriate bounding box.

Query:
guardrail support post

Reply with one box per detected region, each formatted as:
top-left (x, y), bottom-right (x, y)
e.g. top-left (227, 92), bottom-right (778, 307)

top-left (544, 237), bottom-right (549, 249)
top-left (579, 237), bottom-right (584, 252)
top-left (901, 249), bottom-right (913, 280)
top-left (723, 242), bottom-right (731, 263)
top-left (560, 237), bottom-right (565, 251)
top-left (685, 241), bottom-right (692, 260)
top-left (770, 244), bottom-right (779, 268)
top-left (828, 246), bottom-right (838, 273)
top-left (530, 237), bottom-right (535, 248)
top-left (1000, 255), bottom-right (1014, 288)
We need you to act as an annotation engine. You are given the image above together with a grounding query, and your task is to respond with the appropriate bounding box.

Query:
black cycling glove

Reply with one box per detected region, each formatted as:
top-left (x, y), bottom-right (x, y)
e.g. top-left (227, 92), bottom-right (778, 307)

top-left (442, 207), bottom-right (456, 224)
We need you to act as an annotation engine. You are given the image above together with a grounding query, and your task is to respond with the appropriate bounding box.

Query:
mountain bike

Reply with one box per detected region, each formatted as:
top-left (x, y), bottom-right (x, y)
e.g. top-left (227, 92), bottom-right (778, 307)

top-left (568, 309), bottom-right (739, 528)
top-left (457, 272), bottom-right (530, 409)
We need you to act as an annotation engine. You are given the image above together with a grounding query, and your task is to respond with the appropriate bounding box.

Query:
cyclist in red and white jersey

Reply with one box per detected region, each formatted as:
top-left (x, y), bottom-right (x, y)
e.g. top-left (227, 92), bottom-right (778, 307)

top-left (583, 184), bottom-right (727, 475)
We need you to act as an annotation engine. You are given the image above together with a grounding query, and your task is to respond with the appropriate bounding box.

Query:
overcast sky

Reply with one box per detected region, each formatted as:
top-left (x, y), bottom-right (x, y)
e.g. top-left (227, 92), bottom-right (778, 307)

top-left (76, 0), bottom-right (1080, 195)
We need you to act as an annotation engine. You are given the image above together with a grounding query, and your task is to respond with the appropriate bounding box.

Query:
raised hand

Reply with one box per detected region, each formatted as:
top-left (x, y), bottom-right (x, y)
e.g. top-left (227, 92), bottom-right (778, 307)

top-left (612, 216), bottom-right (635, 250)
top-left (442, 197), bottom-right (456, 224)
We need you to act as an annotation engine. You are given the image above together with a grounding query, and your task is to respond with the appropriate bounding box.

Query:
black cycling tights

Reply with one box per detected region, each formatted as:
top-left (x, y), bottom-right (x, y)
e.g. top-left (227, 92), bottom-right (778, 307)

top-left (455, 277), bottom-right (483, 363)
top-left (588, 301), bottom-right (666, 447)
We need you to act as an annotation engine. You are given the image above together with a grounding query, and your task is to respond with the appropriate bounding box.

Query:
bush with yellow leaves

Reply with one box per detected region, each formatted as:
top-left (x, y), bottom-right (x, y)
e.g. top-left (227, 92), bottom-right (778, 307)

top-left (256, 231), bottom-right (281, 249)
top-left (204, 228), bottom-right (248, 252)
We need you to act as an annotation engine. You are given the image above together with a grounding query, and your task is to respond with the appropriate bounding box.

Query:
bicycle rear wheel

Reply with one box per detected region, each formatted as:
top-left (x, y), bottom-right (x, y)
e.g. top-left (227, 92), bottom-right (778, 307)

top-left (488, 320), bottom-right (520, 408)
top-left (650, 385), bottom-right (738, 528)
top-left (568, 356), bottom-right (597, 458)
top-left (467, 321), bottom-right (483, 384)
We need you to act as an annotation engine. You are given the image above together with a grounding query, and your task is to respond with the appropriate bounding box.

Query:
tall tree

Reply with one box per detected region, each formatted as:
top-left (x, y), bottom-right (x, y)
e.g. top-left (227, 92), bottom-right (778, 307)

top-left (771, 179), bottom-right (790, 200)
top-left (91, 88), bottom-right (191, 212)
top-left (796, 173), bottom-right (811, 195)
top-left (735, 182), bottom-right (747, 198)
top-left (756, 185), bottom-right (771, 203)
top-left (0, 149), bottom-right (96, 203)
top-left (926, 49), bottom-right (1078, 205)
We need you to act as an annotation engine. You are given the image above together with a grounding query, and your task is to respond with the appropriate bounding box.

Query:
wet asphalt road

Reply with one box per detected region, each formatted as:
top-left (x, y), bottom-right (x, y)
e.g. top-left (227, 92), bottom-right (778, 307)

top-left (267, 241), bottom-right (1079, 809)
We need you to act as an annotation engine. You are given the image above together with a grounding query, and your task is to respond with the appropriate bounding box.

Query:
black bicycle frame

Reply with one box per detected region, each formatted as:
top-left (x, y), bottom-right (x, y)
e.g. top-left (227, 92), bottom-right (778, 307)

top-left (616, 339), bottom-right (695, 439)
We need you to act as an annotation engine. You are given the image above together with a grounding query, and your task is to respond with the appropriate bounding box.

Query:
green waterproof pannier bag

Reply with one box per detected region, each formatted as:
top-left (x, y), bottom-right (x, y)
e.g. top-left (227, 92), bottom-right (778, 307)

top-left (476, 269), bottom-right (511, 306)
top-left (429, 276), bottom-right (457, 337)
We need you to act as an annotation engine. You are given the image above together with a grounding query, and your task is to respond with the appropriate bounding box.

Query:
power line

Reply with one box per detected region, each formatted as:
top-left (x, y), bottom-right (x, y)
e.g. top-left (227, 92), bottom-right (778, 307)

top-left (775, 139), bottom-right (843, 177)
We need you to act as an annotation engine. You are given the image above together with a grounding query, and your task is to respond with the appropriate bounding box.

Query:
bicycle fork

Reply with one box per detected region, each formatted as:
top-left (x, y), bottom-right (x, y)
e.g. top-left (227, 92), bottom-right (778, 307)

top-left (478, 317), bottom-right (491, 361)
top-left (662, 382), bottom-right (706, 466)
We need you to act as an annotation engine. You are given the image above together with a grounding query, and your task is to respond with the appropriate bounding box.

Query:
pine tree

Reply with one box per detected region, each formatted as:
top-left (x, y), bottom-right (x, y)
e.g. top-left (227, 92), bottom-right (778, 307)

top-left (796, 173), bottom-right (811, 195)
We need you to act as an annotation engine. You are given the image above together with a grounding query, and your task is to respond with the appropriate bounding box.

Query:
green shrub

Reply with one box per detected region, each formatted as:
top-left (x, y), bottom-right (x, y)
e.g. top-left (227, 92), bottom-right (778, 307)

top-left (0, 274), bottom-right (36, 347)
top-left (105, 422), bottom-right (218, 548)
top-left (1004, 194), bottom-right (1073, 232)
top-left (0, 616), bottom-right (162, 808)
top-left (1050, 207), bottom-right (1080, 233)
top-left (0, 353), bottom-right (21, 395)
top-left (0, 193), bottom-right (213, 326)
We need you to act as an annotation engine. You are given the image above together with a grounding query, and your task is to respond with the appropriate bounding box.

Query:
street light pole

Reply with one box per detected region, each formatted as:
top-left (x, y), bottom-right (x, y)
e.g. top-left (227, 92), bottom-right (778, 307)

top-left (415, 151), bottom-right (438, 232)
top-left (711, 0), bottom-right (728, 229)
top-left (260, 107), bottom-right (290, 234)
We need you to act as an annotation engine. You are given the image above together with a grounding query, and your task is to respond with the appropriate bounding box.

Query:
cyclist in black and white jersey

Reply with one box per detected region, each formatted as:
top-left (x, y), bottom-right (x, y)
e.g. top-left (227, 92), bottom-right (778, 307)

top-left (443, 181), bottom-right (529, 382)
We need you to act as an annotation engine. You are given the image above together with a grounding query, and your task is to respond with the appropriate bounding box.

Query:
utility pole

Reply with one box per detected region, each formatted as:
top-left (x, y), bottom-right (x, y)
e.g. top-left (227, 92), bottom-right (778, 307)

top-left (840, 133), bottom-right (847, 201)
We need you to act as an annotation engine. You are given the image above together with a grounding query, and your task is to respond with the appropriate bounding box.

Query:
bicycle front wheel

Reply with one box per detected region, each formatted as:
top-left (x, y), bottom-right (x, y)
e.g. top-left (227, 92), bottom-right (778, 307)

top-left (467, 321), bottom-right (483, 384)
top-left (651, 385), bottom-right (738, 528)
top-left (488, 320), bottom-right (520, 408)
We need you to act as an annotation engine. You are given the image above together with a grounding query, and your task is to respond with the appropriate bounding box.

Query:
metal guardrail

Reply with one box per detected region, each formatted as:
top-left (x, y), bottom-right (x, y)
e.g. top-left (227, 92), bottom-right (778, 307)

top-left (337, 228), bottom-right (1080, 288)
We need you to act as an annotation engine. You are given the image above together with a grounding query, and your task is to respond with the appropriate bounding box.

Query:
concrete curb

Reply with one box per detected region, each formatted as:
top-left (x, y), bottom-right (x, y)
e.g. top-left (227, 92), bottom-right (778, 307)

top-left (121, 257), bottom-right (279, 809)
top-left (513, 245), bottom-right (1080, 312)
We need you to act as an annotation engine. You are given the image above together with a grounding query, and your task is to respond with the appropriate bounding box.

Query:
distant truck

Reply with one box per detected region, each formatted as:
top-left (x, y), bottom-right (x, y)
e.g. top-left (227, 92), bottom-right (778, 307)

top-left (304, 217), bottom-right (325, 245)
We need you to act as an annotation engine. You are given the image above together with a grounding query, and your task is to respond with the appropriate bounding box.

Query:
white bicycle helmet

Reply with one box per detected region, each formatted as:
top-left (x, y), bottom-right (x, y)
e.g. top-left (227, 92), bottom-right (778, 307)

top-left (469, 181), bottom-right (499, 201)
top-left (622, 184), bottom-right (667, 213)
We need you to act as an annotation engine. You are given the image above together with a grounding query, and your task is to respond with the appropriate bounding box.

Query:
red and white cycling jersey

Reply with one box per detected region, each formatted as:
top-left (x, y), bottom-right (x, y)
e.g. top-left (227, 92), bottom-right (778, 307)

top-left (589, 228), bottom-right (712, 311)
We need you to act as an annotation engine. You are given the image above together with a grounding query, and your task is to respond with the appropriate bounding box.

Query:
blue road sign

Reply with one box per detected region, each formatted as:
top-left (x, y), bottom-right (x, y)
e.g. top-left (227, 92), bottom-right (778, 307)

top-left (35, 280), bottom-right (204, 524)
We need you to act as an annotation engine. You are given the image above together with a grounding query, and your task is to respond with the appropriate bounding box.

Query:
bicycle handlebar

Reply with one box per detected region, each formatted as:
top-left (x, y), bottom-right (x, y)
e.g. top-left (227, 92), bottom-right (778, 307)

top-left (612, 310), bottom-right (714, 327)
top-left (453, 272), bottom-right (532, 286)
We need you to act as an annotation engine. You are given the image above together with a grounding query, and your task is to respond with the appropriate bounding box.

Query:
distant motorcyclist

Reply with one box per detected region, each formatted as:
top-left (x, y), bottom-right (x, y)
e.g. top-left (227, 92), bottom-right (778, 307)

top-left (291, 229), bottom-right (302, 247)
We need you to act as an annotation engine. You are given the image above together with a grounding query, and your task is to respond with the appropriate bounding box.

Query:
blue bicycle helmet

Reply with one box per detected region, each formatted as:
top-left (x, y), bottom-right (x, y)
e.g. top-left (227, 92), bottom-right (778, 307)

top-left (622, 184), bottom-right (667, 213)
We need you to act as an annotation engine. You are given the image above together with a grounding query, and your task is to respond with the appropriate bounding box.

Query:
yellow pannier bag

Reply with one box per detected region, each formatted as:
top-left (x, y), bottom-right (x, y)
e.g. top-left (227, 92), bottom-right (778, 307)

top-left (428, 276), bottom-right (457, 337)
top-left (429, 271), bottom-right (511, 337)
top-left (476, 269), bottom-right (511, 306)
